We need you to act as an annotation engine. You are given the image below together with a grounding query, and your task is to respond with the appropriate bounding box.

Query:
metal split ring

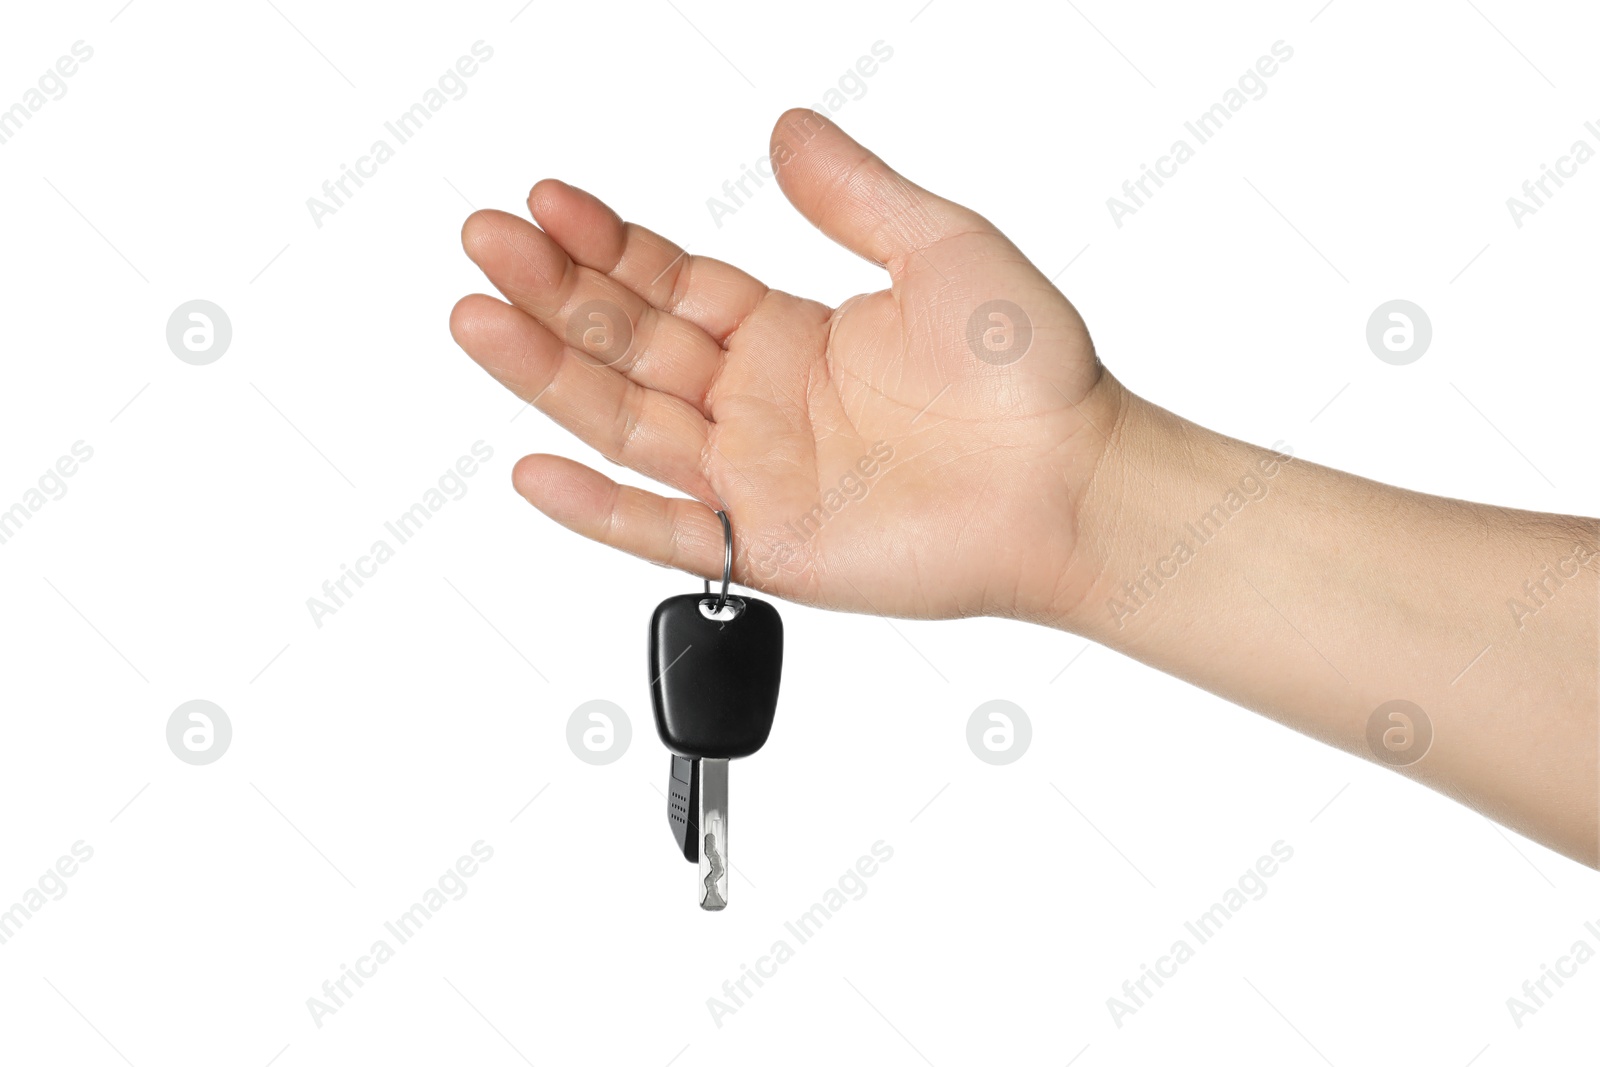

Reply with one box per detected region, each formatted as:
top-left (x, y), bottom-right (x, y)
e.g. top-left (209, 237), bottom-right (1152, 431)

top-left (702, 510), bottom-right (732, 613)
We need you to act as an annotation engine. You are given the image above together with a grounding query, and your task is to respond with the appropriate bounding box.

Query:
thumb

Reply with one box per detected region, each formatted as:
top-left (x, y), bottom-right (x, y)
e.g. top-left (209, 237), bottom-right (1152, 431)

top-left (770, 108), bottom-right (994, 271)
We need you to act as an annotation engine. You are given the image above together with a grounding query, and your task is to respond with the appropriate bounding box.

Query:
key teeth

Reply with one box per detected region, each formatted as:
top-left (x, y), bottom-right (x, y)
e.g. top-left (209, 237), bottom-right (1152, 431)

top-left (701, 831), bottom-right (727, 909)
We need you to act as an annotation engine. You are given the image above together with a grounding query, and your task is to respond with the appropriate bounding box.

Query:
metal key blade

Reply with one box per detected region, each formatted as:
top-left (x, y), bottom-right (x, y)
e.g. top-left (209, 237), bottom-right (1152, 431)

top-left (698, 758), bottom-right (729, 910)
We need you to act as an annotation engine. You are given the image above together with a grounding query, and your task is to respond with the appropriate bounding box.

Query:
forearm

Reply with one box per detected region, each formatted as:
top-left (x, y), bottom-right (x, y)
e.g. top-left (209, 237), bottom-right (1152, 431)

top-left (1057, 383), bottom-right (1600, 865)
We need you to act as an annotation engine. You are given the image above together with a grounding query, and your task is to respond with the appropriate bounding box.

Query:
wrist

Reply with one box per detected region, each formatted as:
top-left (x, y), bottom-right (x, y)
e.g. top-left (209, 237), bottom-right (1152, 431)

top-left (1053, 392), bottom-right (1304, 644)
top-left (1043, 381), bottom-right (1155, 637)
top-left (1002, 370), bottom-right (1143, 631)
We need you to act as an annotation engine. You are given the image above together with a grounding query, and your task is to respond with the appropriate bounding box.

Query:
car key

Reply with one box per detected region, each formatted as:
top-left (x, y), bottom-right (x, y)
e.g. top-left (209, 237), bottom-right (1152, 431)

top-left (651, 594), bottom-right (781, 908)
top-left (649, 511), bottom-right (782, 910)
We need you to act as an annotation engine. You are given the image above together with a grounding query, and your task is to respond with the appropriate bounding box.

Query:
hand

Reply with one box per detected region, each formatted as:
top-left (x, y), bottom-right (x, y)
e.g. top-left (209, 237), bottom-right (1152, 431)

top-left (450, 110), bottom-right (1600, 866)
top-left (451, 109), bottom-right (1123, 622)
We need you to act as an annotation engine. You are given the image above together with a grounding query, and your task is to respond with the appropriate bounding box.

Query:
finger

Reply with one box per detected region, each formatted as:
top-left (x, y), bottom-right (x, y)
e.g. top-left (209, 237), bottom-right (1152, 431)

top-left (450, 293), bottom-right (715, 502)
top-left (513, 453), bottom-right (726, 581)
top-left (461, 209), bottom-right (724, 412)
top-left (529, 179), bottom-right (769, 345)
top-left (770, 107), bottom-right (997, 272)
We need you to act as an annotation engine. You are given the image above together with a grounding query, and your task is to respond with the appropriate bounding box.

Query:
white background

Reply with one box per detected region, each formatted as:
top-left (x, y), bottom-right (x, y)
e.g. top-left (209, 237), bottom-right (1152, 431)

top-left (1, 0), bottom-right (1597, 1064)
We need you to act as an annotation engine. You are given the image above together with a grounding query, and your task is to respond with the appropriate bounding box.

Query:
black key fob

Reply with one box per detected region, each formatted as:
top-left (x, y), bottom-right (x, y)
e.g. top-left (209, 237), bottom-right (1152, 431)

top-left (648, 593), bottom-right (783, 759)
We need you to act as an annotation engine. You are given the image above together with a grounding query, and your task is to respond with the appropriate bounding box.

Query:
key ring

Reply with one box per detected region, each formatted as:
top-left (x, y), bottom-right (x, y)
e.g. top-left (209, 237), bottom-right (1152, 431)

top-left (702, 510), bottom-right (732, 613)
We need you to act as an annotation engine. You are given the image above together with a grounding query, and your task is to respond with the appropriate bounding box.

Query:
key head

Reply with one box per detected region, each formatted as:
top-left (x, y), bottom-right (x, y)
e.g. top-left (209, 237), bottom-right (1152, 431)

top-left (649, 593), bottom-right (782, 759)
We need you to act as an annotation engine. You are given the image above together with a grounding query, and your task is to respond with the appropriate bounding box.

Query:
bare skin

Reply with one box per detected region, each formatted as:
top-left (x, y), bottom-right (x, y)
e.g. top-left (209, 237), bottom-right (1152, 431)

top-left (450, 108), bottom-right (1599, 867)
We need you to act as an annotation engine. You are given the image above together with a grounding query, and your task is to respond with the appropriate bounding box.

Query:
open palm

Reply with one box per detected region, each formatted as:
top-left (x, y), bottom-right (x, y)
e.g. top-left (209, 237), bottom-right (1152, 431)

top-left (451, 110), bottom-right (1124, 622)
